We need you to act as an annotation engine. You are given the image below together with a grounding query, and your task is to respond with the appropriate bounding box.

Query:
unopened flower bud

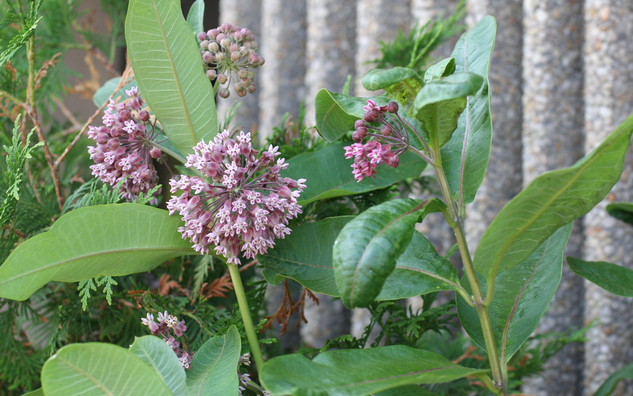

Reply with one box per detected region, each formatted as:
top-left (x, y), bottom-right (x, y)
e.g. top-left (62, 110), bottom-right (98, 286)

top-left (355, 119), bottom-right (365, 129)
top-left (249, 53), bottom-right (259, 64)
top-left (217, 73), bottom-right (228, 84)
top-left (208, 42), bottom-right (219, 52)
top-left (234, 31), bottom-right (244, 41)
top-left (381, 124), bottom-right (392, 136)
top-left (247, 85), bottom-right (256, 94)
top-left (219, 88), bottom-right (230, 98)
top-left (240, 78), bottom-right (251, 87)
top-left (215, 52), bottom-right (225, 61)
top-left (119, 110), bottom-right (131, 121)
top-left (364, 109), bottom-right (379, 122)
top-left (203, 52), bottom-right (214, 63)
top-left (220, 38), bottom-right (231, 49)
top-left (138, 110), bottom-right (150, 122)
top-left (387, 102), bottom-right (399, 113)
top-left (231, 51), bottom-right (241, 62)
top-left (208, 29), bottom-right (219, 39)
top-left (241, 28), bottom-right (251, 38)
top-left (110, 125), bottom-right (122, 138)
top-left (215, 33), bottom-right (225, 42)
top-left (221, 22), bottom-right (232, 32)
top-left (247, 71), bottom-right (255, 79)
top-left (352, 131), bottom-right (362, 142)
top-left (197, 32), bottom-right (208, 41)
top-left (97, 133), bottom-right (109, 145)
top-left (150, 147), bottom-right (162, 159)
top-left (200, 40), bottom-right (209, 49)
top-left (229, 43), bottom-right (239, 52)
top-left (108, 138), bottom-right (120, 150)
top-left (357, 127), bottom-right (367, 139)
top-left (238, 70), bottom-right (248, 79)
top-left (206, 69), bottom-right (217, 80)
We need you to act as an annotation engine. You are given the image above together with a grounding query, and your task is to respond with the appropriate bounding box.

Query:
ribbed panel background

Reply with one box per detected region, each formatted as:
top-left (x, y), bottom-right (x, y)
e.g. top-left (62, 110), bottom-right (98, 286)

top-left (215, 1), bottom-right (633, 393)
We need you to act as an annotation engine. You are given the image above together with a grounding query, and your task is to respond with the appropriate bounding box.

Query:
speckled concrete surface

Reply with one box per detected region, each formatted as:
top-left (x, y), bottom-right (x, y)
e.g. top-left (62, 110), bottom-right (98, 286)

top-left (217, 0), bottom-right (262, 136)
top-left (583, 1), bottom-right (633, 394)
top-left (258, 0), bottom-right (307, 137)
top-left (521, 1), bottom-right (586, 395)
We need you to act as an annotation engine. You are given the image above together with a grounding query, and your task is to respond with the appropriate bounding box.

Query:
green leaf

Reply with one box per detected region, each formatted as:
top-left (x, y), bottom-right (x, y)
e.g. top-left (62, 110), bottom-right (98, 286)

top-left (567, 257), bottom-right (633, 297)
top-left (362, 67), bottom-right (424, 114)
top-left (23, 390), bottom-right (44, 396)
top-left (334, 199), bottom-right (439, 308)
top-left (314, 90), bottom-right (384, 142)
top-left (283, 142), bottom-right (426, 205)
top-left (186, 0), bottom-right (205, 35)
top-left (186, 326), bottom-right (241, 396)
top-left (0, 16), bottom-right (42, 68)
top-left (41, 343), bottom-right (173, 396)
top-left (0, 204), bottom-right (194, 301)
top-left (92, 77), bottom-right (139, 107)
top-left (424, 57), bottom-right (456, 83)
top-left (440, 15), bottom-right (496, 205)
top-left (130, 336), bottom-right (187, 396)
top-left (261, 216), bottom-right (459, 300)
top-left (593, 363), bottom-right (633, 396)
top-left (260, 345), bottom-right (488, 396)
top-left (413, 72), bottom-right (483, 148)
top-left (474, 112), bottom-right (633, 280)
top-left (457, 224), bottom-right (572, 361)
top-left (126, 0), bottom-right (217, 156)
top-left (606, 202), bottom-right (633, 226)
top-left (376, 386), bottom-right (438, 396)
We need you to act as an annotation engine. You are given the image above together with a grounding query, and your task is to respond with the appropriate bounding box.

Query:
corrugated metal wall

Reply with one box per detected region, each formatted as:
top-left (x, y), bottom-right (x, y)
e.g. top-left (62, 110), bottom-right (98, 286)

top-left (215, 1), bottom-right (633, 394)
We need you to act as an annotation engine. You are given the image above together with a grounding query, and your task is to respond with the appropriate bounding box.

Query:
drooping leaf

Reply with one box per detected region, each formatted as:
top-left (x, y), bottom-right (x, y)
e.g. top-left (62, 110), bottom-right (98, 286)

top-left (282, 142), bottom-right (426, 205)
top-left (186, 326), bottom-right (241, 396)
top-left (567, 257), bottom-right (633, 297)
top-left (362, 67), bottom-right (424, 114)
top-left (0, 204), bottom-right (194, 301)
top-left (440, 15), bottom-right (496, 205)
top-left (424, 57), bottom-right (455, 83)
top-left (334, 199), bottom-right (446, 308)
top-left (186, 0), bottom-right (205, 36)
top-left (126, 0), bottom-right (217, 156)
top-left (413, 72), bottom-right (483, 149)
top-left (474, 112), bottom-right (633, 280)
top-left (593, 363), bottom-right (633, 396)
top-left (606, 202), bottom-right (633, 226)
top-left (260, 345), bottom-right (487, 396)
top-left (260, 216), bottom-right (459, 300)
top-left (130, 336), bottom-right (187, 396)
top-left (41, 343), bottom-right (173, 396)
top-left (92, 77), bottom-right (139, 107)
top-left (457, 224), bottom-right (572, 361)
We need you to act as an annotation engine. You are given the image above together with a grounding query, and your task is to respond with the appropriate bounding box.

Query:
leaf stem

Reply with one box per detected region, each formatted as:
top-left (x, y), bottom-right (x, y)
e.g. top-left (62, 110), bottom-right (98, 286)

top-left (228, 263), bottom-right (265, 372)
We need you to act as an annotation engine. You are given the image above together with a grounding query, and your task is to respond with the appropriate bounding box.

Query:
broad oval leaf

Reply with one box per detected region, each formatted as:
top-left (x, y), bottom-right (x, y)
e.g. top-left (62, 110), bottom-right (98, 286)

top-left (126, 0), bottom-right (217, 156)
top-left (23, 390), bottom-right (44, 396)
top-left (260, 216), bottom-right (459, 300)
top-left (0, 204), bottom-right (194, 301)
top-left (457, 224), bottom-right (572, 361)
top-left (362, 67), bottom-right (424, 114)
top-left (283, 142), bottom-right (426, 205)
top-left (413, 72), bottom-right (483, 149)
top-left (130, 336), bottom-right (187, 396)
top-left (376, 385), bottom-right (438, 396)
top-left (186, 325), bottom-right (241, 396)
top-left (334, 199), bottom-right (427, 308)
top-left (474, 112), bottom-right (633, 280)
top-left (92, 77), bottom-right (138, 107)
top-left (567, 257), bottom-right (633, 297)
top-left (593, 362), bottom-right (633, 396)
top-left (606, 202), bottom-right (633, 226)
top-left (315, 90), bottom-right (386, 142)
top-left (440, 15), bottom-right (496, 205)
top-left (424, 58), bottom-right (455, 83)
top-left (260, 345), bottom-right (487, 396)
top-left (42, 343), bottom-right (172, 396)
top-left (186, 0), bottom-right (205, 36)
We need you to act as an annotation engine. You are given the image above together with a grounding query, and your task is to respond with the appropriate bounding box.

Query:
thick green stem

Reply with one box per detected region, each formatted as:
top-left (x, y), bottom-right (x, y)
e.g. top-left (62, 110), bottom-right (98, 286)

top-left (427, 147), bottom-right (507, 395)
top-left (228, 263), bottom-right (265, 371)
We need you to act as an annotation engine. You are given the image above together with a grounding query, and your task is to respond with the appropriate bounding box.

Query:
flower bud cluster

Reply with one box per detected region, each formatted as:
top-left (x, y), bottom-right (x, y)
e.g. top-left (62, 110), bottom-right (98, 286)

top-left (344, 100), bottom-right (410, 182)
top-left (197, 23), bottom-right (265, 98)
top-left (141, 311), bottom-right (193, 369)
top-left (88, 87), bottom-right (161, 202)
top-left (167, 130), bottom-right (306, 264)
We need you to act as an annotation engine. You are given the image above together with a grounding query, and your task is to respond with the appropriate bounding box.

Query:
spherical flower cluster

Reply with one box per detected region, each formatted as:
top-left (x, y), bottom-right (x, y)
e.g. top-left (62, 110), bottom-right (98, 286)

top-left (197, 23), bottom-right (265, 98)
top-left (88, 87), bottom-right (161, 202)
top-left (141, 311), bottom-right (193, 369)
top-left (344, 100), bottom-right (410, 182)
top-left (167, 130), bottom-right (306, 264)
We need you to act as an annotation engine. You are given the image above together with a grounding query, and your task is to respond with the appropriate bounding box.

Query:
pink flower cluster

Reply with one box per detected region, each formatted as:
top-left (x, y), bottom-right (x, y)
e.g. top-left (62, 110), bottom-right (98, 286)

top-left (88, 87), bottom-right (162, 202)
top-left (141, 311), bottom-right (193, 369)
top-left (167, 130), bottom-right (306, 264)
top-left (343, 100), bottom-right (410, 182)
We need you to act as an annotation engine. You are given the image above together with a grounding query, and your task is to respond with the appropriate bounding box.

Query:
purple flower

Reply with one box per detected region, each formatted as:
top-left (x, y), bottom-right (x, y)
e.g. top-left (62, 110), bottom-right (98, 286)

top-left (141, 311), bottom-right (194, 369)
top-left (344, 100), bottom-right (409, 182)
top-left (88, 89), bottom-right (162, 202)
top-left (168, 130), bottom-right (306, 265)
top-left (179, 351), bottom-right (192, 369)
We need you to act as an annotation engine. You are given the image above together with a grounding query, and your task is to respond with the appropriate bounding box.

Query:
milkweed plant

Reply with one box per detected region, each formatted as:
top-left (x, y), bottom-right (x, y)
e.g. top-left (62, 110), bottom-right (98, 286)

top-left (1, 0), bottom-right (633, 395)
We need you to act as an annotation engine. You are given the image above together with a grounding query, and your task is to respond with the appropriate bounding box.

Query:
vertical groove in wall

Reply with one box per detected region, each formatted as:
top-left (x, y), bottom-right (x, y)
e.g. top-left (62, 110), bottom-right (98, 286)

top-left (522, 1), bottom-right (585, 395)
top-left (258, 0), bottom-right (307, 138)
top-left (583, 1), bottom-right (633, 394)
top-left (304, 0), bottom-right (357, 124)
top-left (217, 0), bottom-right (262, 134)
top-left (355, 0), bottom-right (412, 97)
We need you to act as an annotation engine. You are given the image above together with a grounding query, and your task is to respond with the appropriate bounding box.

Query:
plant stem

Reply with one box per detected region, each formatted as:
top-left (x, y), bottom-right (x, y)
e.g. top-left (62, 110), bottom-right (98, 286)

top-left (228, 263), bottom-right (265, 372)
top-left (422, 146), bottom-right (507, 395)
